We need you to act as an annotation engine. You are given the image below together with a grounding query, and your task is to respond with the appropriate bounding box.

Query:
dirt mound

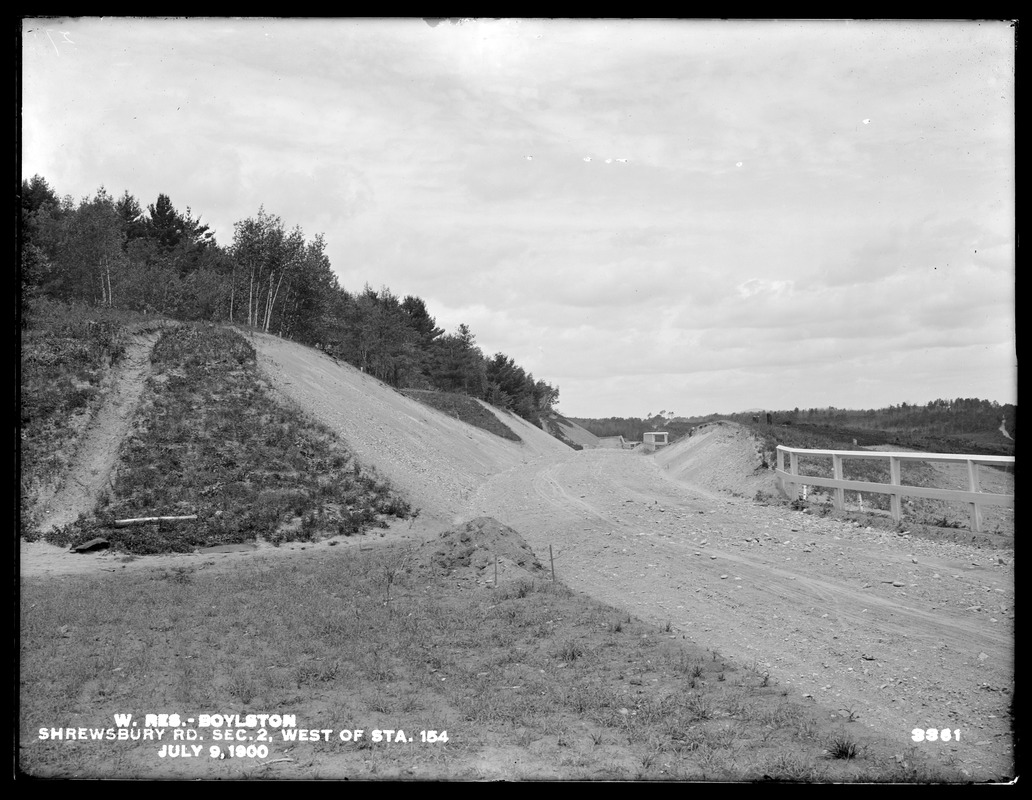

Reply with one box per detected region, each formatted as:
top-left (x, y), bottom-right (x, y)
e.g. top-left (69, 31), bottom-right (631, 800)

top-left (415, 516), bottom-right (546, 579)
top-left (654, 421), bottom-right (778, 499)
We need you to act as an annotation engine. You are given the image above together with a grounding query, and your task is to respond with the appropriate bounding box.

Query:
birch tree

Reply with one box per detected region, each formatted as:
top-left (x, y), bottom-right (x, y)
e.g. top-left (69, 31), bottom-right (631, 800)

top-left (52, 189), bottom-right (126, 306)
top-left (230, 208), bottom-right (285, 328)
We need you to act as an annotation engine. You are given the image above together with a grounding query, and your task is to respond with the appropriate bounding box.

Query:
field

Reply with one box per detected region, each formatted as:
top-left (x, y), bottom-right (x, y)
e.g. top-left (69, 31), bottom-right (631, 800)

top-left (26, 525), bottom-right (950, 781)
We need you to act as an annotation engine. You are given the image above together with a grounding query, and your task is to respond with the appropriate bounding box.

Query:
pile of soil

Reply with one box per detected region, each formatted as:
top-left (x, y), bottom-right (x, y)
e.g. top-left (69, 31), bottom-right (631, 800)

top-left (655, 420), bottom-right (778, 499)
top-left (415, 516), bottom-right (546, 580)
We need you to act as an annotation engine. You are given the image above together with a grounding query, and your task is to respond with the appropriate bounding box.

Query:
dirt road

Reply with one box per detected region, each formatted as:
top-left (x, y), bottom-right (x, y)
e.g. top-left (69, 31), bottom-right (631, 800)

top-left (464, 449), bottom-right (1014, 779)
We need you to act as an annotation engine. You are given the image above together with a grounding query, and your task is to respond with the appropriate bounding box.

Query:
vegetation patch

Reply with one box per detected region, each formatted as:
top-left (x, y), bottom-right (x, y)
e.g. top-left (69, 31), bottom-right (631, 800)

top-left (540, 413), bottom-right (585, 450)
top-left (402, 389), bottom-right (521, 442)
top-left (42, 323), bottom-right (411, 553)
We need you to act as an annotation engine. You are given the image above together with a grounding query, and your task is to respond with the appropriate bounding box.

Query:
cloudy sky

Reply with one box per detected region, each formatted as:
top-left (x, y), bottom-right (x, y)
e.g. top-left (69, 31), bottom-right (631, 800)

top-left (22, 18), bottom-right (1015, 418)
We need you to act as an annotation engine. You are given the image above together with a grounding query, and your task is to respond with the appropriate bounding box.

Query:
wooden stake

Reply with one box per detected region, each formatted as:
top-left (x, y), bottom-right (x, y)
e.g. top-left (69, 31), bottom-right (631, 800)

top-left (112, 515), bottom-right (198, 527)
top-left (494, 556), bottom-right (498, 589)
top-left (549, 544), bottom-right (555, 583)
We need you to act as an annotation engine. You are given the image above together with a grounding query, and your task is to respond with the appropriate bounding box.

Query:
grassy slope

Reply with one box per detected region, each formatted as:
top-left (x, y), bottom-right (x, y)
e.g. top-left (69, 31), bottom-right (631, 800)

top-left (25, 318), bottom-right (412, 553)
top-left (401, 389), bottom-right (522, 443)
top-left (540, 412), bottom-right (600, 450)
top-left (400, 390), bottom-right (586, 451)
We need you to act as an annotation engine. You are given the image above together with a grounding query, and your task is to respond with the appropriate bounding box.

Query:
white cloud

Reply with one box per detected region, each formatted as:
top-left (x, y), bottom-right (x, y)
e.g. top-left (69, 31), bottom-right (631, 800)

top-left (22, 18), bottom-right (1015, 417)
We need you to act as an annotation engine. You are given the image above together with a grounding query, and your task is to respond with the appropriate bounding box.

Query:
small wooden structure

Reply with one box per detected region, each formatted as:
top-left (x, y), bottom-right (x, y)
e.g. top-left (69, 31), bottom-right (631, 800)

top-left (642, 431), bottom-right (669, 452)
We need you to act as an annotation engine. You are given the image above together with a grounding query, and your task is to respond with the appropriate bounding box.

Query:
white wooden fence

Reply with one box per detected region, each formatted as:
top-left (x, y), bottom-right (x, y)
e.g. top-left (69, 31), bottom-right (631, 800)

top-left (775, 445), bottom-right (1014, 532)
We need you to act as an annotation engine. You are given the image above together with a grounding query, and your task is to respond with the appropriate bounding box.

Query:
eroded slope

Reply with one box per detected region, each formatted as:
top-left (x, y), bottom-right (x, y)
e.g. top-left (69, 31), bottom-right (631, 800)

top-left (251, 331), bottom-right (570, 524)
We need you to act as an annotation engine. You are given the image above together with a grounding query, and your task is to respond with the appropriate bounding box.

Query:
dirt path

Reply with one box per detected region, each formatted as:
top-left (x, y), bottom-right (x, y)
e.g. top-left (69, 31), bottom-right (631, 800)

top-left (34, 330), bottom-right (160, 533)
top-left (21, 329), bottom-right (164, 575)
top-left (466, 449), bottom-right (1015, 780)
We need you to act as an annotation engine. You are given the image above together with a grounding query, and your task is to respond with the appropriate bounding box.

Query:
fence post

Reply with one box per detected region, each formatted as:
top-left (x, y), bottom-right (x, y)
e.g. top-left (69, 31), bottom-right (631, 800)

top-left (789, 451), bottom-right (800, 499)
top-left (889, 456), bottom-right (902, 524)
top-left (832, 454), bottom-right (844, 511)
top-left (777, 447), bottom-right (786, 494)
top-left (967, 460), bottom-right (983, 533)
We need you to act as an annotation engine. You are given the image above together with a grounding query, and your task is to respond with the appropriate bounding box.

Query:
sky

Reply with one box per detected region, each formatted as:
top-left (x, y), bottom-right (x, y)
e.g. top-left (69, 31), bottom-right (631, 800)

top-left (21, 18), bottom-right (1016, 418)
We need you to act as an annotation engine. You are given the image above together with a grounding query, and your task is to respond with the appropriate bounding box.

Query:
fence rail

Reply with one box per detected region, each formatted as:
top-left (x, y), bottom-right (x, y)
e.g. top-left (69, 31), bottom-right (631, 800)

top-left (775, 445), bottom-right (1014, 532)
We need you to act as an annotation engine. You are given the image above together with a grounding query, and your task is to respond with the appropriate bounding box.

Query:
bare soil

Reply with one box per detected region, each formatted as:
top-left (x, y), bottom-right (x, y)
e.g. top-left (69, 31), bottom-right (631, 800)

top-left (414, 516), bottom-right (548, 580)
top-left (467, 448), bottom-right (1014, 780)
top-left (32, 330), bottom-right (160, 533)
top-left (19, 328), bottom-right (1016, 781)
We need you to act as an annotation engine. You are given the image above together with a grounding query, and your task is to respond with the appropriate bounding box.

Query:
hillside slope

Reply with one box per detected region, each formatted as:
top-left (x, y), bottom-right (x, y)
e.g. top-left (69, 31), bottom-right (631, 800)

top-left (654, 420), bottom-right (778, 499)
top-left (541, 412), bottom-right (602, 449)
top-left (251, 331), bottom-right (570, 524)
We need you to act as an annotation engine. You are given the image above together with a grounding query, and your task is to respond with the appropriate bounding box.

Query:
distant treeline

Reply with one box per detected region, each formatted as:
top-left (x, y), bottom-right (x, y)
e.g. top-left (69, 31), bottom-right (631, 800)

top-left (574, 399), bottom-right (1016, 446)
top-left (569, 414), bottom-right (708, 442)
top-left (19, 176), bottom-right (558, 424)
top-left (720, 401), bottom-right (1016, 441)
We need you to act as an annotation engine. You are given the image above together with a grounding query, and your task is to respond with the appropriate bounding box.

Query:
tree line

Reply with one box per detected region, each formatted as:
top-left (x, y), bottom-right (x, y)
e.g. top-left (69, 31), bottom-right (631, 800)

top-left (19, 175), bottom-right (559, 424)
top-left (575, 396), bottom-right (1015, 444)
top-left (568, 415), bottom-right (694, 442)
top-left (722, 400), bottom-right (1016, 439)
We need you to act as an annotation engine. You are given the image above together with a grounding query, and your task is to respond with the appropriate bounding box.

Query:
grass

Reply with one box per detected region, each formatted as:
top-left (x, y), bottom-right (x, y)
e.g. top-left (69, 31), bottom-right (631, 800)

top-left (32, 321), bottom-right (411, 553)
top-left (540, 412), bottom-right (586, 450)
top-left (401, 389), bottom-right (522, 442)
top-left (827, 736), bottom-right (861, 760)
top-left (17, 546), bottom-right (971, 781)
